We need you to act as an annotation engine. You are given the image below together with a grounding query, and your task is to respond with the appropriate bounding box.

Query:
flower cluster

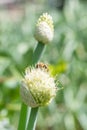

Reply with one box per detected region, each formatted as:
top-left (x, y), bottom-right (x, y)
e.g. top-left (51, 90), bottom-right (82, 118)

top-left (34, 13), bottom-right (54, 44)
top-left (20, 64), bottom-right (57, 107)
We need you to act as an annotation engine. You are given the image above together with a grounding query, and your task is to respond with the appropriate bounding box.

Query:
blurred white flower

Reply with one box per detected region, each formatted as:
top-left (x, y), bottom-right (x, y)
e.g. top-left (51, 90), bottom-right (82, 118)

top-left (34, 13), bottom-right (54, 44)
top-left (0, 118), bottom-right (15, 130)
top-left (20, 64), bottom-right (57, 107)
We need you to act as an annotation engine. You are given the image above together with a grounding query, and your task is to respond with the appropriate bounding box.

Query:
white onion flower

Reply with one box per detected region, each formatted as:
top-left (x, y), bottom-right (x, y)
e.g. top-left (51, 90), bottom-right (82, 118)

top-left (20, 64), bottom-right (57, 107)
top-left (34, 13), bottom-right (54, 44)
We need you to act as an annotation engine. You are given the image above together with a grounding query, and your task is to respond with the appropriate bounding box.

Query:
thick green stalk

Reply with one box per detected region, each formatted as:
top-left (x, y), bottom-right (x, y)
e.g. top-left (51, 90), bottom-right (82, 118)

top-left (18, 103), bottom-right (28, 130)
top-left (26, 107), bottom-right (38, 130)
top-left (18, 42), bottom-right (45, 130)
top-left (26, 43), bottom-right (45, 130)
top-left (32, 42), bottom-right (45, 65)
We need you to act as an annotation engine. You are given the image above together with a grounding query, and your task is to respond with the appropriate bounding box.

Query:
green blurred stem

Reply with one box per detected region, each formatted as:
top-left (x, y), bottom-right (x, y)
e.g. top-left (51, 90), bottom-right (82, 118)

top-left (26, 42), bottom-right (44, 130)
top-left (26, 107), bottom-right (39, 130)
top-left (18, 103), bottom-right (28, 130)
top-left (32, 42), bottom-right (45, 65)
top-left (18, 42), bottom-right (45, 130)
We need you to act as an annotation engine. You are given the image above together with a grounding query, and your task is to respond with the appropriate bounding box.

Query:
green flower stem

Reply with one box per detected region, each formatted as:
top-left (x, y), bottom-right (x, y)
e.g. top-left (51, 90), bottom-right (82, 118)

top-left (18, 42), bottom-right (45, 130)
top-left (18, 103), bottom-right (28, 130)
top-left (32, 42), bottom-right (45, 65)
top-left (26, 107), bottom-right (38, 130)
top-left (26, 42), bottom-right (45, 130)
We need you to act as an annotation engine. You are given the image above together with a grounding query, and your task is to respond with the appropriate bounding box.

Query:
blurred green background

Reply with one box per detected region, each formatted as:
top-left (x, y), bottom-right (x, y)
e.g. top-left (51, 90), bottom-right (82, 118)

top-left (0, 0), bottom-right (87, 130)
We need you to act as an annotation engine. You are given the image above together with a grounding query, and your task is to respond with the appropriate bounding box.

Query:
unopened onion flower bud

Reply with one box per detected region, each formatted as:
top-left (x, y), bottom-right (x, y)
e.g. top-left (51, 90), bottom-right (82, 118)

top-left (20, 63), bottom-right (57, 107)
top-left (34, 13), bottom-right (54, 44)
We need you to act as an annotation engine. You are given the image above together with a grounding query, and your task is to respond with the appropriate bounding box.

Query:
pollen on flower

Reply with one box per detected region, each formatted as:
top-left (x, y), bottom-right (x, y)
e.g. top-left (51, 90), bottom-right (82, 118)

top-left (37, 13), bottom-right (54, 32)
top-left (34, 13), bottom-right (54, 44)
top-left (20, 65), bottom-right (57, 107)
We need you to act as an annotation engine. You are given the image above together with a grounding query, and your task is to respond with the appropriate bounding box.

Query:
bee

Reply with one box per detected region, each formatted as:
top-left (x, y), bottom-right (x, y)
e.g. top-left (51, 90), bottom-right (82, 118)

top-left (36, 62), bottom-right (49, 72)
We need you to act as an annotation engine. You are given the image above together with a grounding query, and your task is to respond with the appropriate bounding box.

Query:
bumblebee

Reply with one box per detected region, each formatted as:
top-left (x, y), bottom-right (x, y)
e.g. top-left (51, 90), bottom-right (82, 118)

top-left (36, 62), bottom-right (49, 72)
